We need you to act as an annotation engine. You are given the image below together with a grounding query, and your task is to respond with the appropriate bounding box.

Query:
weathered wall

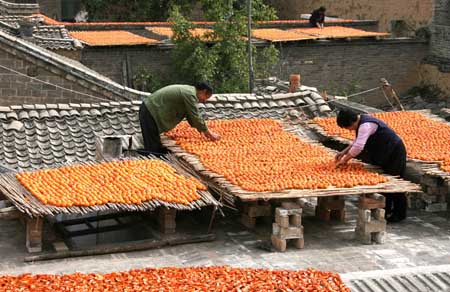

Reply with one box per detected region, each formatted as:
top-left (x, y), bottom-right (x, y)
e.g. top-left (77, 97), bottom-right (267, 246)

top-left (428, 0), bottom-right (450, 72)
top-left (0, 46), bottom-right (124, 105)
top-left (80, 40), bottom-right (427, 106)
top-left (80, 46), bottom-right (173, 87)
top-left (38, 0), bottom-right (61, 19)
top-left (273, 40), bottom-right (428, 105)
top-left (266, 0), bottom-right (433, 33)
top-left (419, 64), bottom-right (450, 97)
top-left (422, 0), bottom-right (450, 98)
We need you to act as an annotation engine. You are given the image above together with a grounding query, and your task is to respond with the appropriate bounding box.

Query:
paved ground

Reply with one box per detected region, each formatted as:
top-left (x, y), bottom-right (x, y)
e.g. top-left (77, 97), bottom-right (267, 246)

top-left (1, 199), bottom-right (450, 290)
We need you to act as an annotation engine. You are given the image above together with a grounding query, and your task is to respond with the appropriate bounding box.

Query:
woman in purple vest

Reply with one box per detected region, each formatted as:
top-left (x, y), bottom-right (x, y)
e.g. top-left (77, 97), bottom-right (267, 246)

top-left (335, 109), bottom-right (407, 223)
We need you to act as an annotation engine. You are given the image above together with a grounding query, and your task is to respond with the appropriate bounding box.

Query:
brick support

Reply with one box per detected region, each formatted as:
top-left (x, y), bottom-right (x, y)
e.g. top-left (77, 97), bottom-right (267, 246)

top-left (26, 216), bottom-right (43, 253)
top-left (271, 202), bottom-right (304, 252)
top-left (157, 207), bottom-right (176, 234)
top-left (355, 194), bottom-right (386, 244)
top-left (241, 201), bottom-right (271, 229)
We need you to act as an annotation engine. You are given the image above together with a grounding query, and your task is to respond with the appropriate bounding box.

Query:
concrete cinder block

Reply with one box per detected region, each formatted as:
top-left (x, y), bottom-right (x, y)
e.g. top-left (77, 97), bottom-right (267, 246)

top-left (272, 223), bottom-right (304, 240)
top-left (290, 214), bottom-right (302, 227)
top-left (275, 214), bottom-right (290, 228)
top-left (359, 220), bottom-right (386, 233)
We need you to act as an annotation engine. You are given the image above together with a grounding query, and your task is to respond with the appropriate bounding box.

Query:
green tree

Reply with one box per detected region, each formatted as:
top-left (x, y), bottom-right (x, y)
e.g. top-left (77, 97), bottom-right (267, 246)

top-left (170, 0), bottom-right (279, 93)
top-left (82, 0), bottom-right (195, 22)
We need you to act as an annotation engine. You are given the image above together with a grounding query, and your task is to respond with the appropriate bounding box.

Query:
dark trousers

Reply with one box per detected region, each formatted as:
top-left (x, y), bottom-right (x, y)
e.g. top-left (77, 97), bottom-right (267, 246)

top-left (380, 141), bottom-right (407, 219)
top-left (139, 103), bottom-right (167, 156)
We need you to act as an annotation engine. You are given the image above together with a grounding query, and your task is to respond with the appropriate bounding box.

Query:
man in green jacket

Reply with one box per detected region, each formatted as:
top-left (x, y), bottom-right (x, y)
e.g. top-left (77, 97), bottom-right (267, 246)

top-left (139, 82), bottom-right (220, 154)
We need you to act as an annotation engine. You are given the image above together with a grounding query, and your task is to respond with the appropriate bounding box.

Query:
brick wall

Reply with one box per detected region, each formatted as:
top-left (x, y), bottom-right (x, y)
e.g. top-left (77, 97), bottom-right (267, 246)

top-left (0, 46), bottom-right (125, 105)
top-left (37, 0), bottom-right (61, 20)
top-left (80, 40), bottom-right (427, 106)
top-left (428, 0), bottom-right (450, 72)
top-left (80, 46), bottom-right (173, 87)
top-left (266, 0), bottom-right (433, 33)
top-left (273, 40), bottom-right (428, 105)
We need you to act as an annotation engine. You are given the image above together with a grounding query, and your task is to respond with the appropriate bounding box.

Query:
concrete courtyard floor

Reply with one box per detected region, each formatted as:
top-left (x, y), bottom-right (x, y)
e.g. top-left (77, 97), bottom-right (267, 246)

top-left (1, 199), bottom-right (450, 291)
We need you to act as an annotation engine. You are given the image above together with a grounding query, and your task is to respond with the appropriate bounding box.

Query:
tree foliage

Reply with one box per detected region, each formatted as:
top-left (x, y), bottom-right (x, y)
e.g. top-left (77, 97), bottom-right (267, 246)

top-left (82, 0), bottom-right (195, 22)
top-left (170, 0), bottom-right (279, 93)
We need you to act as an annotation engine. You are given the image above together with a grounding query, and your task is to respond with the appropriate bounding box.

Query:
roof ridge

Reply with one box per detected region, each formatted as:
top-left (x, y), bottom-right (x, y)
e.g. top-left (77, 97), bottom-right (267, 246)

top-left (0, 100), bottom-right (144, 121)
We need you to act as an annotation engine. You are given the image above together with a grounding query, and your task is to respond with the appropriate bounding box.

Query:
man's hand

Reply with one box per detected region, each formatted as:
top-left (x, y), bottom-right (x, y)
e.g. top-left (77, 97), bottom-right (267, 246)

top-left (204, 131), bottom-right (221, 141)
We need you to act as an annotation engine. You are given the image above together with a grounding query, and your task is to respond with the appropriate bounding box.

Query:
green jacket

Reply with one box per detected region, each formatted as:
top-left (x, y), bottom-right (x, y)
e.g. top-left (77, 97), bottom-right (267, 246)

top-left (144, 85), bottom-right (208, 134)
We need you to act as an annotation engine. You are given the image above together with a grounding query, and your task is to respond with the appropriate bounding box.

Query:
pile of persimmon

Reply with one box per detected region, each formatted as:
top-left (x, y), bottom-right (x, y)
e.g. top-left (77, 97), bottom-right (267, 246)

top-left (314, 111), bottom-right (450, 172)
top-left (166, 119), bottom-right (387, 192)
top-left (0, 266), bottom-right (350, 292)
top-left (16, 160), bottom-right (205, 207)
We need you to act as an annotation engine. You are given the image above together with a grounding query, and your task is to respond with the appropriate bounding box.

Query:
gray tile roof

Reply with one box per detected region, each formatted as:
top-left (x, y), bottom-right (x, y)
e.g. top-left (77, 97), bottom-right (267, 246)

top-left (0, 89), bottom-right (331, 171)
top-left (0, 0), bottom-right (39, 16)
top-left (0, 101), bottom-right (142, 171)
top-left (0, 15), bottom-right (82, 50)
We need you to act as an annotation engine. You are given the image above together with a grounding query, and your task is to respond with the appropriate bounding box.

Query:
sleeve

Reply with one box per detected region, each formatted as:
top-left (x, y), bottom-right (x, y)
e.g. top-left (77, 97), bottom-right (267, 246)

top-left (183, 94), bottom-right (208, 132)
top-left (348, 122), bottom-right (378, 157)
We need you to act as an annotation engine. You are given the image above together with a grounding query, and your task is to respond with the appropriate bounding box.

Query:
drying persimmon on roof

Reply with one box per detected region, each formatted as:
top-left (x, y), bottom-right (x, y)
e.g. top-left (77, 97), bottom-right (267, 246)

top-left (70, 30), bottom-right (160, 46)
top-left (0, 266), bottom-right (350, 292)
top-left (16, 160), bottom-right (206, 207)
top-left (166, 119), bottom-right (388, 192)
top-left (313, 111), bottom-right (450, 172)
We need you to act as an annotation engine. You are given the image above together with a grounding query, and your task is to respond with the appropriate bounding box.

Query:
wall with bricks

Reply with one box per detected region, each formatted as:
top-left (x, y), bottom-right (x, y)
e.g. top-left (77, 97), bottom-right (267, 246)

top-left (0, 44), bottom-right (137, 106)
top-left (80, 40), bottom-right (427, 106)
top-left (266, 0), bottom-right (432, 33)
top-left (422, 0), bottom-right (450, 98)
top-left (80, 46), bottom-right (173, 87)
top-left (273, 40), bottom-right (428, 105)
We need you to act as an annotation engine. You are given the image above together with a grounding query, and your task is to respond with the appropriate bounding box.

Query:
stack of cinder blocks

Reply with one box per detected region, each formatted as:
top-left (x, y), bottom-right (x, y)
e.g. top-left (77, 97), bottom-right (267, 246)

top-left (355, 194), bottom-right (386, 244)
top-left (421, 174), bottom-right (448, 212)
top-left (315, 196), bottom-right (346, 221)
top-left (241, 201), bottom-right (271, 229)
top-left (271, 202), bottom-right (304, 252)
top-left (405, 161), bottom-right (447, 212)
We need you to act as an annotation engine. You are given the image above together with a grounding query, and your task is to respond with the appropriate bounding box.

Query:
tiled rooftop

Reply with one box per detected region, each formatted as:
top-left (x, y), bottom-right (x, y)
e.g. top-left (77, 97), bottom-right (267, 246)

top-left (0, 0), bottom-right (39, 15)
top-left (70, 30), bottom-right (160, 46)
top-left (0, 15), bottom-right (81, 50)
top-left (0, 86), bottom-right (331, 171)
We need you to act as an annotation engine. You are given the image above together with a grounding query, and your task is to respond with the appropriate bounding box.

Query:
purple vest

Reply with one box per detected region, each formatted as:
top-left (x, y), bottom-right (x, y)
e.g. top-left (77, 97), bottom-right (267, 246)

top-left (357, 115), bottom-right (402, 166)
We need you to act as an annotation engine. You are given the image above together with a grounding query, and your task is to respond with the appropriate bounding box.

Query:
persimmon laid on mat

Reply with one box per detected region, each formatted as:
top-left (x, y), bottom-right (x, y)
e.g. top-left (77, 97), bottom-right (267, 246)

top-left (0, 266), bottom-right (350, 292)
top-left (16, 160), bottom-right (205, 207)
top-left (314, 111), bottom-right (450, 172)
top-left (166, 119), bottom-right (388, 192)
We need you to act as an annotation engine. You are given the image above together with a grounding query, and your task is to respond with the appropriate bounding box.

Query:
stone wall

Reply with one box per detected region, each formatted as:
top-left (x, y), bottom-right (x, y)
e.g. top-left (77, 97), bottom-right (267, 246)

top-left (79, 39), bottom-right (427, 106)
top-left (266, 0), bottom-right (432, 33)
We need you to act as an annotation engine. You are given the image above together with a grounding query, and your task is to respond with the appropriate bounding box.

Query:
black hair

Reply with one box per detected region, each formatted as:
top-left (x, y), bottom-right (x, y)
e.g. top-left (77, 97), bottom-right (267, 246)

top-left (337, 109), bottom-right (358, 128)
top-left (195, 82), bottom-right (213, 95)
top-left (319, 6), bottom-right (326, 12)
